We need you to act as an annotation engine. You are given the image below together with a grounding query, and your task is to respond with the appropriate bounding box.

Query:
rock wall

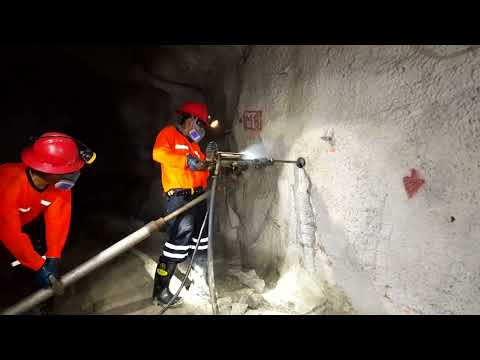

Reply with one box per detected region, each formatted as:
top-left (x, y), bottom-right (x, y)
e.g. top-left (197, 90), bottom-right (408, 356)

top-left (215, 45), bottom-right (480, 314)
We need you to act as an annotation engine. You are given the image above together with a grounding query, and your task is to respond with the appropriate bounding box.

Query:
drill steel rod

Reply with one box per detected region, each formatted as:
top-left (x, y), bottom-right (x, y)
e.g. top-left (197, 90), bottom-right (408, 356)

top-left (2, 191), bottom-right (211, 315)
top-left (272, 160), bottom-right (297, 164)
top-left (275, 157), bottom-right (306, 168)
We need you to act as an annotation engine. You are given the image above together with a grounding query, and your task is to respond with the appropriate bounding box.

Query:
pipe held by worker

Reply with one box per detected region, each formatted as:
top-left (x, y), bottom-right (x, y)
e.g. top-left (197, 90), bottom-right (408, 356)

top-left (0, 132), bottom-right (96, 315)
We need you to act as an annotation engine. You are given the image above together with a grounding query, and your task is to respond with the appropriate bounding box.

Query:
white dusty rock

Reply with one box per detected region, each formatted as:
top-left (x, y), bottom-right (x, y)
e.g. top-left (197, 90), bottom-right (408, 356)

top-left (230, 303), bottom-right (249, 315)
top-left (228, 269), bottom-right (265, 293)
top-left (261, 266), bottom-right (331, 314)
top-left (221, 288), bottom-right (265, 309)
top-left (225, 288), bottom-right (254, 302)
top-left (218, 297), bottom-right (233, 315)
top-left (247, 293), bottom-right (265, 309)
top-left (245, 309), bottom-right (290, 315)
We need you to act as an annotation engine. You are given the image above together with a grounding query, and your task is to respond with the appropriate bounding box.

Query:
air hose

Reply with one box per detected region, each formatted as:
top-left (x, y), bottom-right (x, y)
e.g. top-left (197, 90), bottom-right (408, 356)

top-left (207, 160), bottom-right (220, 314)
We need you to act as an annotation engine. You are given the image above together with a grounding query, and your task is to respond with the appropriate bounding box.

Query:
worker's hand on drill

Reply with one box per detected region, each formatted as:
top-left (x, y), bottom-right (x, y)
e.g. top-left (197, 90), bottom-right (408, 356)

top-left (186, 154), bottom-right (207, 171)
top-left (34, 257), bottom-right (60, 289)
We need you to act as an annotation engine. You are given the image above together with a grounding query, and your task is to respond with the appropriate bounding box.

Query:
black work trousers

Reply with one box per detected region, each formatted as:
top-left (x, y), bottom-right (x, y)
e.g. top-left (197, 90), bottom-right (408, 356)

top-left (159, 193), bottom-right (209, 264)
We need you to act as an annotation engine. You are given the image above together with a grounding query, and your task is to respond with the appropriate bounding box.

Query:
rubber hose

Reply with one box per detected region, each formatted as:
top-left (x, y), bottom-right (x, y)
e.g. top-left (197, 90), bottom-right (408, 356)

top-left (207, 174), bottom-right (219, 314)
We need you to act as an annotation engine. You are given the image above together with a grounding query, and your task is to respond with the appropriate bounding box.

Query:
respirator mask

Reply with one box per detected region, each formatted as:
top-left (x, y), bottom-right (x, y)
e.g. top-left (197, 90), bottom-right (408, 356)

top-left (54, 171), bottom-right (81, 190)
top-left (188, 117), bottom-right (206, 143)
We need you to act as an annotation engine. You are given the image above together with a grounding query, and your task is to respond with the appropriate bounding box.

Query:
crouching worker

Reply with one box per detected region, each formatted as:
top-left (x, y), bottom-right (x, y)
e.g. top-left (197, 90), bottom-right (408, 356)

top-left (0, 132), bottom-right (95, 313)
top-left (152, 102), bottom-right (218, 307)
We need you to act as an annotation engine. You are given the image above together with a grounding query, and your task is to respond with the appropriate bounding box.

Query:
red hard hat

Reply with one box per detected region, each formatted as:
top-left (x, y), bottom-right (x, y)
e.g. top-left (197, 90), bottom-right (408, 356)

top-left (21, 132), bottom-right (85, 174)
top-left (176, 102), bottom-right (209, 124)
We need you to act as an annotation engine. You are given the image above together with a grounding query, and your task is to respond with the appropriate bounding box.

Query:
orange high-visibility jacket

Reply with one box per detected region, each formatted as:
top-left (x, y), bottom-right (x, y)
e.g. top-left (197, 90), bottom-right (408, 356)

top-left (153, 125), bottom-right (209, 192)
top-left (0, 163), bottom-right (72, 271)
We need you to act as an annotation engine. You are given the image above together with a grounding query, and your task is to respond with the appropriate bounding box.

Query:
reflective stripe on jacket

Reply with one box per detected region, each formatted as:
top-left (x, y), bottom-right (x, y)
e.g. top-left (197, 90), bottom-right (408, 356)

top-left (152, 125), bottom-right (209, 192)
top-left (0, 163), bottom-right (72, 271)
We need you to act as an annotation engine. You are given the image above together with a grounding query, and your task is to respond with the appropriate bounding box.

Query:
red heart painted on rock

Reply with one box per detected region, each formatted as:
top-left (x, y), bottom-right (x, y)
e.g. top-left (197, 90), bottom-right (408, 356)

top-left (403, 169), bottom-right (425, 199)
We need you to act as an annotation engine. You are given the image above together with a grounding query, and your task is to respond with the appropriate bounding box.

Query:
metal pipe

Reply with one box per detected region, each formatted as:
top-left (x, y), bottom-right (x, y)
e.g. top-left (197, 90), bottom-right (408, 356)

top-left (207, 159), bottom-right (221, 315)
top-left (2, 191), bottom-right (211, 316)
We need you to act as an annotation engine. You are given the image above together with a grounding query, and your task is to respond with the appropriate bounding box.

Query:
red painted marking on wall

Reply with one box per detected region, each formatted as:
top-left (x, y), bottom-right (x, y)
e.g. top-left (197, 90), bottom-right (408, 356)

top-left (243, 111), bottom-right (262, 131)
top-left (403, 169), bottom-right (425, 199)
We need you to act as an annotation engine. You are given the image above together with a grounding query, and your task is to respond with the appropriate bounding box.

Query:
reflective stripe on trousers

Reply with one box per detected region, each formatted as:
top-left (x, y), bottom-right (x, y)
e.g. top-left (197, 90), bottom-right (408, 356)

top-left (160, 194), bottom-right (209, 263)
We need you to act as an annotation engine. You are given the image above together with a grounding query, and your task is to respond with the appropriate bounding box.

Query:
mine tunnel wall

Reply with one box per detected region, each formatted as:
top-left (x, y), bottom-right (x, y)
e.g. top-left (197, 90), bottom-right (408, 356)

top-left (0, 48), bottom-right (209, 272)
top-left (213, 45), bottom-right (480, 314)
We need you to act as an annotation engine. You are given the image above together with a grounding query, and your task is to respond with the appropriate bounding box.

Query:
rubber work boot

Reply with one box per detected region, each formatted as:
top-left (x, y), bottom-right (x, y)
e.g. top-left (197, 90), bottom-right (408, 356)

top-left (152, 262), bottom-right (184, 308)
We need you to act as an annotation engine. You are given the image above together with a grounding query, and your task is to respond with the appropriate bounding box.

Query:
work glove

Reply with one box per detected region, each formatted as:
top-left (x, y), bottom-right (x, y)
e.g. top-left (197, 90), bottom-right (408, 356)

top-left (186, 154), bottom-right (206, 171)
top-left (44, 258), bottom-right (60, 278)
top-left (205, 141), bottom-right (219, 162)
top-left (34, 258), bottom-right (61, 290)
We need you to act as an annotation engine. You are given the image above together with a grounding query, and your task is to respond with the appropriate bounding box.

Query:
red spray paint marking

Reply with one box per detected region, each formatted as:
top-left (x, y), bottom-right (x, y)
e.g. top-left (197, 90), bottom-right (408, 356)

top-left (243, 111), bottom-right (262, 131)
top-left (403, 169), bottom-right (425, 199)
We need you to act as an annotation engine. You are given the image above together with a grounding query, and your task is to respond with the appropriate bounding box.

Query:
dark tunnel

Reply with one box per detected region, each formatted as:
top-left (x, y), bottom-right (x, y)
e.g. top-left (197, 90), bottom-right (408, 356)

top-left (0, 45), bottom-right (248, 313)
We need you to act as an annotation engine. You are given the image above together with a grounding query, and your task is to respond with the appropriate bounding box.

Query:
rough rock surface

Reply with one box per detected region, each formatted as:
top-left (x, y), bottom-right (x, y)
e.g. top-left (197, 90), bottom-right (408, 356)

top-left (216, 45), bottom-right (480, 315)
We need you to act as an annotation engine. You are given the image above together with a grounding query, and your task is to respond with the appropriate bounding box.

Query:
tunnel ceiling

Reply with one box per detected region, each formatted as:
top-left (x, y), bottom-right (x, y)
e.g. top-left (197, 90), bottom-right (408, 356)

top-left (62, 45), bottom-right (249, 90)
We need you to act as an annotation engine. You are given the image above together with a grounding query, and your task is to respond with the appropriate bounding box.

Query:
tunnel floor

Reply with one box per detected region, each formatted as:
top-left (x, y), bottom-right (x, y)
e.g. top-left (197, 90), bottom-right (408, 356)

top-left (0, 213), bottom-right (354, 316)
top-left (51, 233), bottom-right (295, 315)
top-left (44, 220), bottom-right (353, 315)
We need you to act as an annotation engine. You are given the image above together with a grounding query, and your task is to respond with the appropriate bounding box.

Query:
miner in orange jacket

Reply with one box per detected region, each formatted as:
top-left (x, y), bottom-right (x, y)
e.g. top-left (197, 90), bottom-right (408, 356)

top-left (152, 102), bottom-right (218, 307)
top-left (0, 132), bottom-right (95, 302)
